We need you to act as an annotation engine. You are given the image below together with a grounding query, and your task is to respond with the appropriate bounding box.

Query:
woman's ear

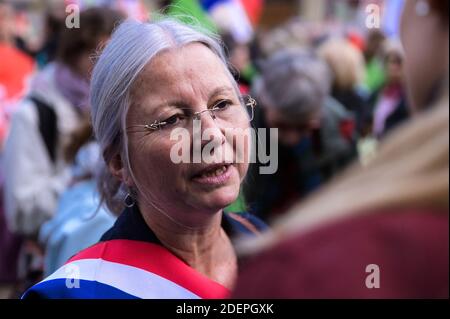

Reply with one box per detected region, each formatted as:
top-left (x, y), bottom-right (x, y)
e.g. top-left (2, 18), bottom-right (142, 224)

top-left (108, 153), bottom-right (134, 187)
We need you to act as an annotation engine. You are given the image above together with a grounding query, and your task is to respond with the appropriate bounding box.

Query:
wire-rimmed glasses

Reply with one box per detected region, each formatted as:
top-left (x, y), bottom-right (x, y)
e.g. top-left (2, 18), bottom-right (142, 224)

top-left (127, 95), bottom-right (256, 133)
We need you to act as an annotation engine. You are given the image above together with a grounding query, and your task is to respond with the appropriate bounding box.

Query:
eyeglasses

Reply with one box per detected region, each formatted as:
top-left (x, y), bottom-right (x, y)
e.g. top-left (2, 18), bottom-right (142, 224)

top-left (127, 95), bottom-right (256, 133)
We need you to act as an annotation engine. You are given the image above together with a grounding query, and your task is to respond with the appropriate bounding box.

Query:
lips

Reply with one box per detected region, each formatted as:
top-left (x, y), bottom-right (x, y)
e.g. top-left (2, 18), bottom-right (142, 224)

top-left (191, 164), bottom-right (232, 185)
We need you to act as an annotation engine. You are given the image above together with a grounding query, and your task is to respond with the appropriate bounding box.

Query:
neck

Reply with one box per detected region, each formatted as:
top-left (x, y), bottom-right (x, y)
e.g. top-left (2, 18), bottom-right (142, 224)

top-left (138, 203), bottom-right (237, 288)
top-left (138, 202), bottom-right (231, 263)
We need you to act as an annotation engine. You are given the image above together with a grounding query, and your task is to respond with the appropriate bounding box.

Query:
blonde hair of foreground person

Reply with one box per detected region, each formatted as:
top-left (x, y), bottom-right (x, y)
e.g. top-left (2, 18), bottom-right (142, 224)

top-left (238, 83), bottom-right (449, 254)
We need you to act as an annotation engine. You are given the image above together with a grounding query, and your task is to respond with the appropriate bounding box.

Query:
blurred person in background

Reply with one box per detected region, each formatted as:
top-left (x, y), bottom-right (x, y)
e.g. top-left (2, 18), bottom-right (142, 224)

top-left (363, 29), bottom-right (386, 94)
top-left (257, 18), bottom-right (316, 59)
top-left (317, 37), bottom-right (370, 137)
top-left (233, 0), bottom-right (448, 298)
top-left (221, 32), bottom-right (254, 94)
top-left (0, 0), bottom-right (35, 296)
top-left (370, 40), bottom-right (409, 139)
top-left (0, 0), bottom-right (35, 145)
top-left (244, 49), bottom-right (356, 221)
top-left (220, 33), bottom-right (263, 214)
top-left (34, 12), bottom-right (65, 68)
top-left (2, 7), bottom-right (123, 294)
top-left (220, 33), bottom-right (253, 213)
top-left (38, 116), bottom-right (115, 276)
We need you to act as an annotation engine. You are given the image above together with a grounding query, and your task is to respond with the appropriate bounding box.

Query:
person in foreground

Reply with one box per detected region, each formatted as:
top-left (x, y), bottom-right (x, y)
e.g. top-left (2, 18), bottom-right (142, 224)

top-left (22, 18), bottom-right (266, 299)
top-left (232, 0), bottom-right (448, 298)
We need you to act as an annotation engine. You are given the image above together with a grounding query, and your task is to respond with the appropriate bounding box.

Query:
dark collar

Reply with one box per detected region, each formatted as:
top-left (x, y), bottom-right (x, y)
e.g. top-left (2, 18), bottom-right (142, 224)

top-left (100, 205), bottom-right (264, 244)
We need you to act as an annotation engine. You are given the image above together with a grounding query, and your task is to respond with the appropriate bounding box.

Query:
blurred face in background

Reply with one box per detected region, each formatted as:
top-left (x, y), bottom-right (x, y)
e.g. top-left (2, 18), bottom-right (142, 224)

top-left (400, 0), bottom-right (449, 111)
top-left (264, 106), bottom-right (321, 147)
top-left (257, 50), bottom-right (329, 148)
top-left (75, 35), bottom-right (110, 80)
top-left (58, 8), bottom-right (124, 80)
top-left (385, 52), bottom-right (403, 84)
top-left (76, 50), bottom-right (93, 80)
top-left (229, 43), bottom-right (250, 72)
top-left (364, 30), bottom-right (385, 62)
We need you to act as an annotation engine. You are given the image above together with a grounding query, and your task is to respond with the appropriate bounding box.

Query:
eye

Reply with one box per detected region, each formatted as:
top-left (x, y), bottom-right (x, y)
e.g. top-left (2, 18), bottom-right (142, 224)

top-left (160, 114), bottom-right (186, 128)
top-left (212, 99), bottom-right (232, 111)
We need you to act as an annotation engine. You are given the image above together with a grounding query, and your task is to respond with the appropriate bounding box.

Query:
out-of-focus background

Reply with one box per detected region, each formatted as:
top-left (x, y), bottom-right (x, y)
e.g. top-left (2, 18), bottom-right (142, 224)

top-left (0, 0), bottom-right (417, 299)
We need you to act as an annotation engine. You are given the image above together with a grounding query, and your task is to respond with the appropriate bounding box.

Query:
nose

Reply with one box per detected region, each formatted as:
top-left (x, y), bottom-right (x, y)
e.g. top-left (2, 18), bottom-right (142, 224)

top-left (191, 110), bottom-right (225, 154)
top-left (200, 111), bottom-right (225, 149)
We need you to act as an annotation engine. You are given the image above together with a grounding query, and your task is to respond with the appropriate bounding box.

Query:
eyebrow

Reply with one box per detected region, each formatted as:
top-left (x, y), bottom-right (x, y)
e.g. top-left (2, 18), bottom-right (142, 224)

top-left (208, 86), bottom-right (235, 99)
top-left (151, 86), bottom-right (235, 115)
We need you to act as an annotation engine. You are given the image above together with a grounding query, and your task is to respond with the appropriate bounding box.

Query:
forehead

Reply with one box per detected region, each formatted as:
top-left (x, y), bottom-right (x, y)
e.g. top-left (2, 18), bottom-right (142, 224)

top-left (130, 43), bottom-right (233, 107)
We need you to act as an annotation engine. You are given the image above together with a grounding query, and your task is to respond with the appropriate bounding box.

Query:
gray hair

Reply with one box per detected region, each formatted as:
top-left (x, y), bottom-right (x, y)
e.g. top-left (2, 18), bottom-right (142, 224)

top-left (90, 18), bottom-right (233, 214)
top-left (253, 49), bottom-right (331, 123)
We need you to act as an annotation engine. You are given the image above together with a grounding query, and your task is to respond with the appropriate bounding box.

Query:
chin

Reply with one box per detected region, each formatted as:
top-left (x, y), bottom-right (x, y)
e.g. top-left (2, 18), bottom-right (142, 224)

top-left (195, 185), bottom-right (240, 212)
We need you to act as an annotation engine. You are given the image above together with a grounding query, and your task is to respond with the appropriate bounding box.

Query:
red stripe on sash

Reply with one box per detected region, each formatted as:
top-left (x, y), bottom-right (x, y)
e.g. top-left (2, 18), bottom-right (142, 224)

top-left (67, 239), bottom-right (230, 299)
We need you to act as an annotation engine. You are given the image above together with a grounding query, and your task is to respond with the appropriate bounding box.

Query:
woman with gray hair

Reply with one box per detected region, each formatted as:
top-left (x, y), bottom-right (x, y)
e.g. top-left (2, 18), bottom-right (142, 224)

top-left (22, 18), bottom-right (266, 299)
top-left (244, 49), bottom-right (356, 220)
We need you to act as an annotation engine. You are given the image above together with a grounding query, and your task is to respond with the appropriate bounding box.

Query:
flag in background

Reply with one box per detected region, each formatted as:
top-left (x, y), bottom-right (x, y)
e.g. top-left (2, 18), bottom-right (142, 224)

top-left (203, 0), bottom-right (253, 43)
top-left (64, 0), bottom-right (263, 43)
top-left (168, 0), bottom-right (263, 43)
top-left (167, 0), bottom-right (217, 33)
top-left (382, 0), bottom-right (404, 38)
top-left (239, 0), bottom-right (263, 26)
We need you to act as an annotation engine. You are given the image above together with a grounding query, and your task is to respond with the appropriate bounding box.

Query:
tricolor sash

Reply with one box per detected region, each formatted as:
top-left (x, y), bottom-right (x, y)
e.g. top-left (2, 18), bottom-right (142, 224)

top-left (22, 239), bottom-right (230, 299)
top-left (22, 205), bottom-right (268, 299)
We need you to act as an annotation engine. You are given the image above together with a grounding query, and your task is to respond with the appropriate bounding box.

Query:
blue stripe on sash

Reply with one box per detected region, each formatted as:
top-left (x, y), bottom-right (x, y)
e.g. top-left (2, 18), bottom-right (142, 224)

top-left (22, 279), bottom-right (138, 299)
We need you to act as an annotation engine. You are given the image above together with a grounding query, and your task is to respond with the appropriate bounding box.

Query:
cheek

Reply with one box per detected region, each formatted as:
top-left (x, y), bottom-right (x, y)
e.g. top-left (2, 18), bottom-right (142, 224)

top-left (236, 162), bottom-right (249, 183)
top-left (128, 138), bottom-right (181, 190)
top-left (228, 122), bottom-right (251, 161)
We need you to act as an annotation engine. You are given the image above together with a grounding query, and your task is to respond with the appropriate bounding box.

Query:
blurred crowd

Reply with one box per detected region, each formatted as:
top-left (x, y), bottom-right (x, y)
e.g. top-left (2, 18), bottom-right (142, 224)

top-left (227, 14), bottom-right (411, 222)
top-left (0, 0), bottom-right (447, 299)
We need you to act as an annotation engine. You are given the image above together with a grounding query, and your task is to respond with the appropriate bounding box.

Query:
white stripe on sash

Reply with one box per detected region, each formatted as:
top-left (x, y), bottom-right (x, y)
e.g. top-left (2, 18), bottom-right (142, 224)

top-left (41, 258), bottom-right (200, 299)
